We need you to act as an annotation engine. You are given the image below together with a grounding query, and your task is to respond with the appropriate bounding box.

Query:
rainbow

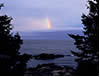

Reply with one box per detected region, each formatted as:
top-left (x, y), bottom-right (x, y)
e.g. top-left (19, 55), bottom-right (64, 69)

top-left (47, 17), bottom-right (51, 29)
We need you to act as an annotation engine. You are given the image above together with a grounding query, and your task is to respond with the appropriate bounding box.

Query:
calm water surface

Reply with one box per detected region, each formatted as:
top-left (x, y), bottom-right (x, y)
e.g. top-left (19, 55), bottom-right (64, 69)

top-left (19, 40), bottom-right (79, 68)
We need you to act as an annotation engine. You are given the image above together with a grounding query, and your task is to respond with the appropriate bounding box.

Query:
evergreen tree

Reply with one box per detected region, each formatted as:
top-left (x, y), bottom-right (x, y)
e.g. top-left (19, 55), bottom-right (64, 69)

top-left (68, 0), bottom-right (99, 76)
top-left (0, 3), bottom-right (31, 76)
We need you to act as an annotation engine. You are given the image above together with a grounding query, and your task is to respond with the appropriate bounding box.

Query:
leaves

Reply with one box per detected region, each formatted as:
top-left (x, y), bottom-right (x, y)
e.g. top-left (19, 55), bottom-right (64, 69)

top-left (68, 0), bottom-right (99, 75)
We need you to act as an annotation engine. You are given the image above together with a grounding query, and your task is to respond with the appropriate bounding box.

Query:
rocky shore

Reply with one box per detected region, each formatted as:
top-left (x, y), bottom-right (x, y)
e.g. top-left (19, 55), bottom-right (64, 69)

top-left (25, 63), bottom-right (73, 76)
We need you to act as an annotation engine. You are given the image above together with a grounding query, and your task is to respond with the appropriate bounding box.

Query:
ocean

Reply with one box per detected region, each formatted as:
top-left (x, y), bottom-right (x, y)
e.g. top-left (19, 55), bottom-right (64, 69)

top-left (19, 30), bottom-right (82, 68)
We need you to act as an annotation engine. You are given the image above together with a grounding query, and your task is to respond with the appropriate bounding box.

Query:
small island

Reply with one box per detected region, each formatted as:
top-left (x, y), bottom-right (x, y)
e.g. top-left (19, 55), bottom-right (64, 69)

top-left (33, 53), bottom-right (64, 60)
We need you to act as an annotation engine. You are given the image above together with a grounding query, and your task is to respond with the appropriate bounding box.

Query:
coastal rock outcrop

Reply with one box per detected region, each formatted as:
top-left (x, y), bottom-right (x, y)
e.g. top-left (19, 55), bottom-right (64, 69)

top-left (33, 53), bottom-right (64, 60)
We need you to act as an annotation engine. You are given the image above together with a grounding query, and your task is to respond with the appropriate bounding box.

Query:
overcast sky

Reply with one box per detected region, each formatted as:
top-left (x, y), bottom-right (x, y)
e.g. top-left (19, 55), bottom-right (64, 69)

top-left (0, 0), bottom-right (88, 31)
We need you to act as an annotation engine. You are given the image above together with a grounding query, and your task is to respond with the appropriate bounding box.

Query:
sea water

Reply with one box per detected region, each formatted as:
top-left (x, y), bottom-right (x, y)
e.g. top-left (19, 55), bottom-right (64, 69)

top-left (19, 30), bottom-right (82, 68)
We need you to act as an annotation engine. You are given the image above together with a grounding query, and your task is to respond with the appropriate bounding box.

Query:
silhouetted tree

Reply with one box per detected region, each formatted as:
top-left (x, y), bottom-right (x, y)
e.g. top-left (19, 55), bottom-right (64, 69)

top-left (68, 0), bottom-right (99, 76)
top-left (0, 4), bottom-right (31, 76)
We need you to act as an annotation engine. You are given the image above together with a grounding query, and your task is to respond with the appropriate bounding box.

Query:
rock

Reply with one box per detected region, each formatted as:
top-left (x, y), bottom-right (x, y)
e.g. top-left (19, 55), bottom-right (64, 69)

top-left (33, 53), bottom-right (64, 60)
top-left (26, 63), bottom-right (73, 76)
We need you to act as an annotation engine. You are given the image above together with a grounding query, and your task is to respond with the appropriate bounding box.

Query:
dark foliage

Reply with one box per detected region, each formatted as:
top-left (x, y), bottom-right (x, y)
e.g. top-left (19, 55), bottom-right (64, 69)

top-left (68, 0), bottom-right (99, 76)
top-left (0, 4), bottom-right (31, 76)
